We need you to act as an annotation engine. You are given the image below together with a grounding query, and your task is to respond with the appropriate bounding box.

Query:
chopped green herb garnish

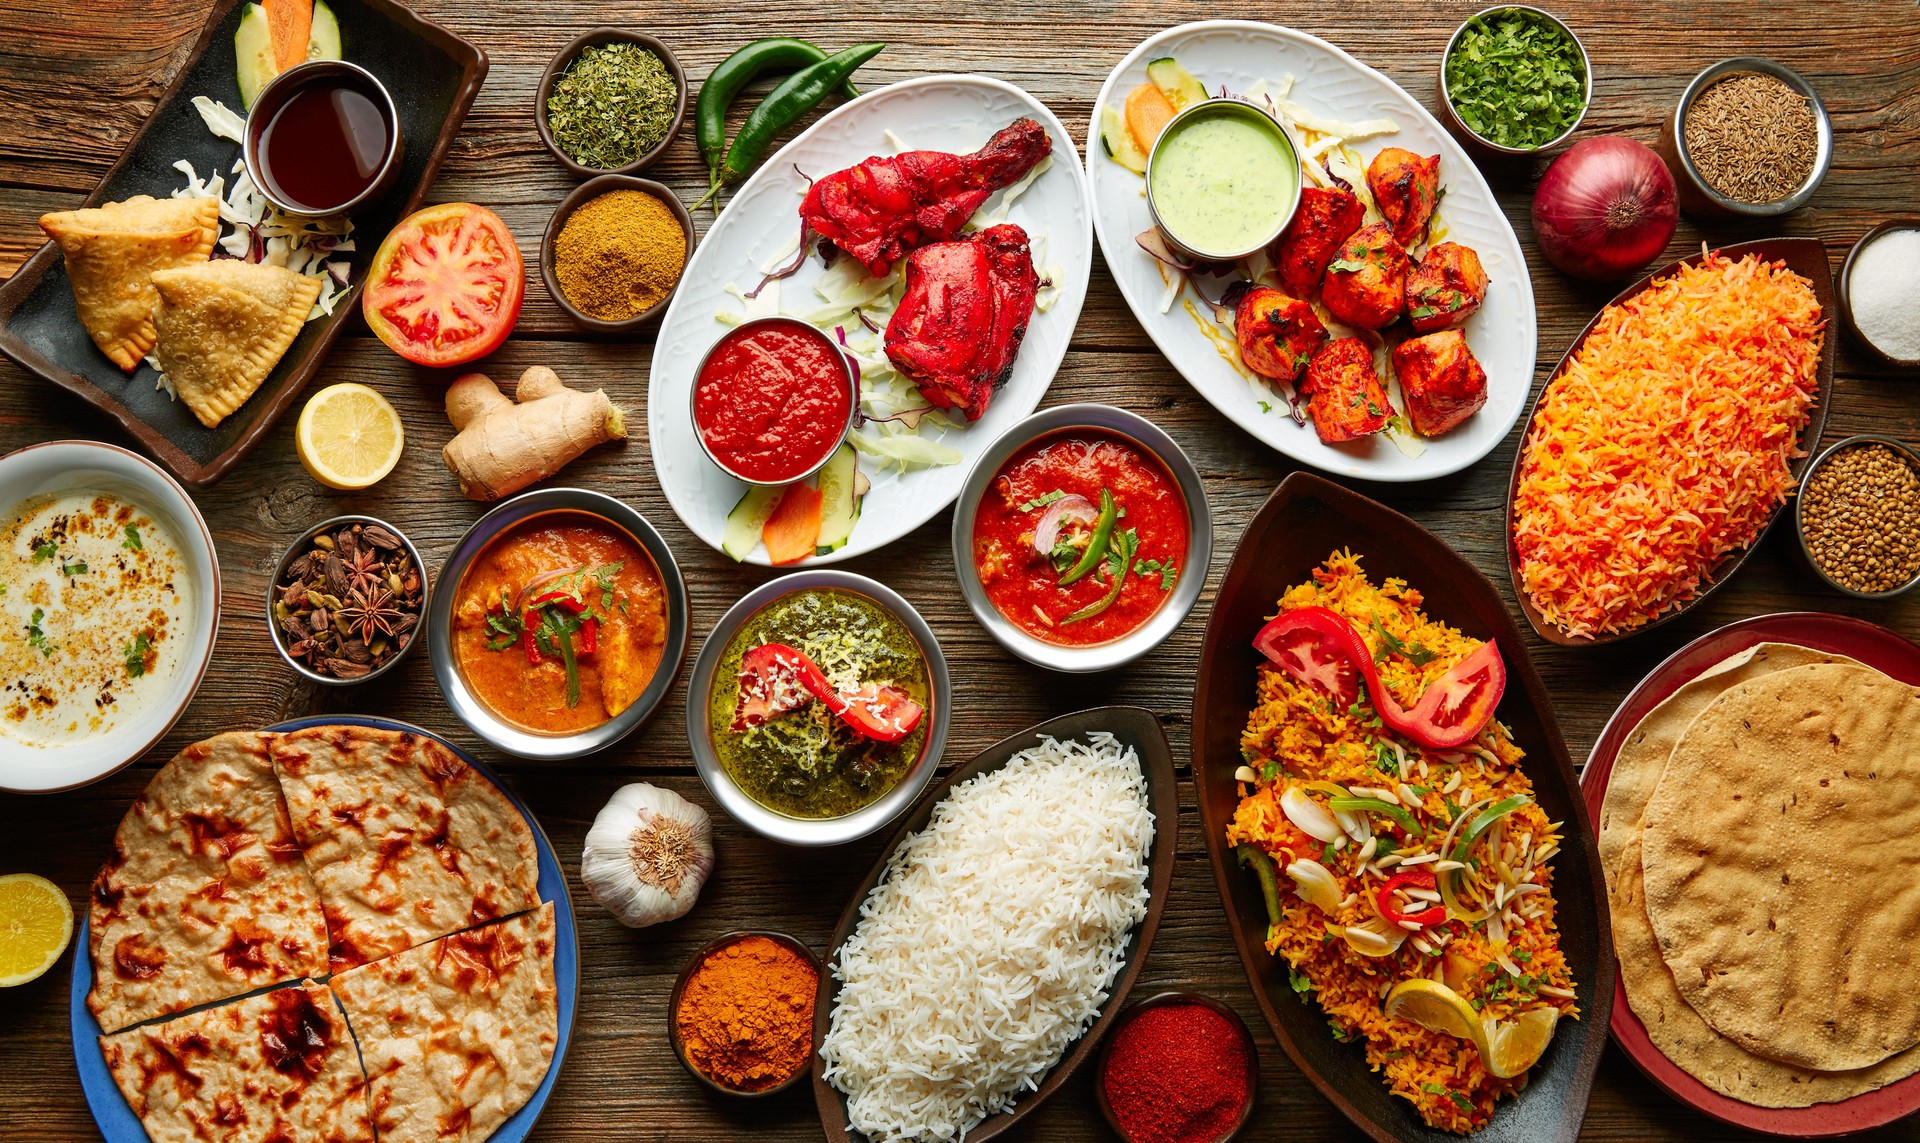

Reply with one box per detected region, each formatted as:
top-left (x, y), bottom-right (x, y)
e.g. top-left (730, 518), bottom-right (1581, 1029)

top-left (1444, 7), bottom-right (1588, 149)
top-left (1289, 966), bottom-right (1315, 996)
top-left (1017, 489), bottom-right (1068, 512)
top-left (1133, 556), bottom-right (1178, 591)
top-left (26, 607), bottom-right (53, 657)
top-left (32, 541), bottom-right (56, 562)
top-left (60, 562), bottom-right (87, 577)
top-left (124, 632), bottom-right (150, 677)
top-left (1372, 618), bottom-right (1439, 665)
top-left (123, 524), bottom-right (143, 550)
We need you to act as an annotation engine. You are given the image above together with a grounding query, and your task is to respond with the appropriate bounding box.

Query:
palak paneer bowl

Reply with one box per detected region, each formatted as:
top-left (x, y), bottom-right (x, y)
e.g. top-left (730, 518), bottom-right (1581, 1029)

top-left (429, 488), bottom-right (689, 759)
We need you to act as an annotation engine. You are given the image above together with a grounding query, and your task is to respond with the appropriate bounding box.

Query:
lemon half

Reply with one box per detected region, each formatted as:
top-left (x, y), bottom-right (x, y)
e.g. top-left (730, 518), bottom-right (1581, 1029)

top-left (1385, 978), bottom-right (1561, 1079)
top-left (297, 382), bottom-right (404, 490)
top-left (0, 873), bottom-right (74, 987)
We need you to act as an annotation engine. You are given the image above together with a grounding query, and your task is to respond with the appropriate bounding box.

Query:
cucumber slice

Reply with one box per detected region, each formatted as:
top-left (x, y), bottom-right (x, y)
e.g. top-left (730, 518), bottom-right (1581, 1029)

top-left (307, 0), bottom-right (342, 61)
top-left (1146, 57), bottom-right (1207, 110)
top-left (235, 4), bottom-right (276, 109)
top-left (814, 444), bottom-right (863, 555)
top-left (1100, 105), bottom-right (1149, 175)
top-left (721, 485), bottom-right (783, 562)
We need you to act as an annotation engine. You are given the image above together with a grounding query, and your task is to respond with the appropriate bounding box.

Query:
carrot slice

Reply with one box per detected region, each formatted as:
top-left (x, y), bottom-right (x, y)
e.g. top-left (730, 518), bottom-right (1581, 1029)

top-left (1125, 83), bottom-right (1177, 155)
top-left (265, 0), bottom-right (314, 71)
top-left (762, 484), bottom-right (824, 565)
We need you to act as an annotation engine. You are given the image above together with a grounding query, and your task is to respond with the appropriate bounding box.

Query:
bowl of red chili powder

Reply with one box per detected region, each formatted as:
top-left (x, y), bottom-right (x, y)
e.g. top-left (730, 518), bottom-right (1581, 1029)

top-left (1096, 991), bottom-right (1258, 1143)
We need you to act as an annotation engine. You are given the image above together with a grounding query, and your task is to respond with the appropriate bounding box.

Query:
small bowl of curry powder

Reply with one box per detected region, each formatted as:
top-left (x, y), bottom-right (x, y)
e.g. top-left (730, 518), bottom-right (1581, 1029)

top-left (541, 174), bottom-right (694, 332)
top-left (669, 930), bottom-right (822, 1097)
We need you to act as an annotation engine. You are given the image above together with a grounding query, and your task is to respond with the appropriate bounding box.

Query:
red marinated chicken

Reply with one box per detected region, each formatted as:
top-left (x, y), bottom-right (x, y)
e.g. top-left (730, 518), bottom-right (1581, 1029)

top-left (1392, 329), bottom-right (1487, 436)
top-left (884, 223), bottom-right (1039, 421)
top-left (1366, 147), bottom-right (1441, 249)
top-left (1406, 242), bottom-right (1490, 334)
top-left (1322, 223), bottom-right (1409, 331)
top-left (1234, 287), bottom-right (1327, 383)
top-left (1304, 337), bottom-right (1394, 444)
top-left (800, 119), bottom-right (1053, 278)
top-left (1273, 185), bottom-right (1366, 298)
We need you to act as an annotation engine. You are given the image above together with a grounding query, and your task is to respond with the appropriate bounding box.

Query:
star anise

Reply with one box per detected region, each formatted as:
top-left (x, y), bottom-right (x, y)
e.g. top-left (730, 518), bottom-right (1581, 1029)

top-left (341, 546), bottom-right (385, 596)
top-left (337, 585), bottom-right (406, 644)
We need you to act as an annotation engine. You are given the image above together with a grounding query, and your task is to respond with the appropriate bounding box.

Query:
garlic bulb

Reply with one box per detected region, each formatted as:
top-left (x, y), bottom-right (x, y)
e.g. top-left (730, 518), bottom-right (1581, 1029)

top-left (581, 784), bottom-right (715, 928)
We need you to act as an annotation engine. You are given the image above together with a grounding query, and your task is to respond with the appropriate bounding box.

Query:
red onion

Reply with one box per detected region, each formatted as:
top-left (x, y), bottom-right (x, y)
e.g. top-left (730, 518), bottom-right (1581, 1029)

top-left (1531, 136), bottom-right (1679, 281)
top-left (1032, 495), bottom-right (1096, 555)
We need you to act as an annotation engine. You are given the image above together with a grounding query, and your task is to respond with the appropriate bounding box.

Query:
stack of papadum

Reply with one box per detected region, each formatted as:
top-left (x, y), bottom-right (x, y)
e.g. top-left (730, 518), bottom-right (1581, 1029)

top-left (89, 726), bottom-right (558, 1143)
top-left (1599, 643), bottom-right (1920, 1108)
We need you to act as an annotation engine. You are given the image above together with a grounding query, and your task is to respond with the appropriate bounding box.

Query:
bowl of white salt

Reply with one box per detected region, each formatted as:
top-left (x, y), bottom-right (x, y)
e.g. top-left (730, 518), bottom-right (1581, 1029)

top-left (1840, 220), bottom-right (1920, 371)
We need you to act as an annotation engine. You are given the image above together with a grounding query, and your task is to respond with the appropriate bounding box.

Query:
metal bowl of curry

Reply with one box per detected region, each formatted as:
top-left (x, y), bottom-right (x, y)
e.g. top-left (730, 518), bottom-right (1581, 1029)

top-left (686, 570), bottom-right (951, 847)
top-left (429, 488), bottom-right (689, 760)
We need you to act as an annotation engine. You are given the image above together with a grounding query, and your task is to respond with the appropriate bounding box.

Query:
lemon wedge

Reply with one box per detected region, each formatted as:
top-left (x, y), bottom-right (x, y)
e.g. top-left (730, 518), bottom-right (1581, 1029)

top-left (0, 873), bottom-right (74, 987)
top-left (297, 382), bottom-right (404, 490)
top-left (1385, 978), bottom-right (1560, 1079)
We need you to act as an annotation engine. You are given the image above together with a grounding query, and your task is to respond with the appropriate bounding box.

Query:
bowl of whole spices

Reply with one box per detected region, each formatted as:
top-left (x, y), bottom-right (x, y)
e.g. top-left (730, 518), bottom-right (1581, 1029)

top-left (1437, 5), bottom-right (1591, 156)
top-left (1839, 221), bottom-right (1920, 371)
top-left (1660, 57), bottom-right (1831, 219)
top-left (269, 515), bottom-right (428, 684)
top-left (537, 29), bottom-right (687, 177)
top-left (1095, 991), bottom-right (1259, 1143)
top-left (1796, 435), bottom-right (1920, 598)
top-left (541, 174), bottom-right (693, 331)
top-left (670, 930), bottom-right (821, 1097)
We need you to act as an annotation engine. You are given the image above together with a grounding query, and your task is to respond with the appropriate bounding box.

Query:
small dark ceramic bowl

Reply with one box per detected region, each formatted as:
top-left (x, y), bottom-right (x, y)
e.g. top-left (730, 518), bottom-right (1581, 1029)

top-left (536, 28), bottom-right (687, 177)
top-left (1657, 57), bottom-right (1832, 219)
top-left (540, 174), bottom-right (694, 333)
top-left (669, 930), bottom-right (822, 1098)
top-left (1436, 5), bottom-right (1592, 157)
top-left (1837, 220), bottom-right (1920, 371)
top-left (1094, 991), bottom-right (1259, 1143)
top-left (267, 514), bottom-right (428, 687)
top-left (244, 59), bottom-right (404, 218)
top-left (1794, 434), bottom-right (1920, 599)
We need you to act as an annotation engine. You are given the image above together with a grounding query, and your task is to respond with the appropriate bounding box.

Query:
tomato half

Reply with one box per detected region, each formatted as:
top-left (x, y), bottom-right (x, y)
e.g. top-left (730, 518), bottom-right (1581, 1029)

top-left (1388, 640), bottom-right (1506, 749)
top-left (1252, 607), bottom-right (1369, 706)
top-left (362, 202), bottom-right (524, 367)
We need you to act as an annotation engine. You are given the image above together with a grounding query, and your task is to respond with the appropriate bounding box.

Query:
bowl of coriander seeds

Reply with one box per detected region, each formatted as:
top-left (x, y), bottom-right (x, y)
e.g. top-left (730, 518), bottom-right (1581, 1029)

top-left (1795, 436), bottom-right (1920, 599)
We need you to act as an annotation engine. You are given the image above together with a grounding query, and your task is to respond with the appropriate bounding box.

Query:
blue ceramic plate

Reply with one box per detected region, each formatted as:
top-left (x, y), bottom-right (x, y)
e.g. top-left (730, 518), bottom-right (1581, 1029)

top-left (69, 715), bottom-right (578, 1141)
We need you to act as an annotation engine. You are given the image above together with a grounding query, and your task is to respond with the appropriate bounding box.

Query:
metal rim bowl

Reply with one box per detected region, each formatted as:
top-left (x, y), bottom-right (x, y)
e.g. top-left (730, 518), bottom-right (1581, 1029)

top-left (1092, 990), bottom-right (1260, 1143)
top-left (268, 514), bottom-right (428, 687)
top-left (950, 403), bottom-right (1212, 674)
top-left (687, 317), bottom-right (859, 487)
top-left (535, 28), bottom-right (688, 178)
top-left (685, 569), bottom-right (951, 847)
top-left (539, 173), bottom-right (694, 333)
top-left (1794, 434), bottom-right (1920, 600)
top-left (1660, 57), bottom-right (1833, 218)
top-left (1838, 219), bottom-right (1920, 371)
top-left (428, 488), bottom-right (691, 760)
top-left (668, 930), bottom-right (823, 1098)
top-left (243, 59), bottom-right (404, 218)
top-left (1144, 97), bottom-right (1303, 263)
top-left (1437, 5), bottom-right (1592, 156)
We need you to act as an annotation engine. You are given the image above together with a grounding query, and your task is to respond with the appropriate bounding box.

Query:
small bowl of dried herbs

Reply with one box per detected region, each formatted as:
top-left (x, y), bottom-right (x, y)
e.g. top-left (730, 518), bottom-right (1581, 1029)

top-left (1659, 57), bottom-right (1832, 218)
top-left (1795, 435), bottom-right (1920, 599)
top-left (537, 29), bottom-right (687, 177)
top-left (269, 516), bottom-right (429, 685)
top-left (1438, 5), bottom-right (1591, 156)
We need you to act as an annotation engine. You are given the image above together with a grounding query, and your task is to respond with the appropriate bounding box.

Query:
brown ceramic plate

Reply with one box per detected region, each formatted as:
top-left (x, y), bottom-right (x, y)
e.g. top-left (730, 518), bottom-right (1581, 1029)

top-left (1503, 237), bottom-right (1837, 646)
top-left (811, 705), bottom-right (1179, 1142)
top-left (1191, 472), bottom-right (1613, 1143)
top-left (0, 0), bottom-right (487, 488)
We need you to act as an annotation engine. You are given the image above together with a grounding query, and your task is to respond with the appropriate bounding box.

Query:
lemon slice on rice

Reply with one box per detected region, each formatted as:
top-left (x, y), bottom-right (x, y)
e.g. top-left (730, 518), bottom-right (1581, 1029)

top-left (0, 873), bottom-right (74, 987)
top-left (1385, 979), bottom-right (1560, 1079)
top-left (1480, 1006), bottom-right (1560, 1079)
top-left (1385, 978), bottom-right (1481, 1039)
top-left (297, 382), bottom-right (404, 490)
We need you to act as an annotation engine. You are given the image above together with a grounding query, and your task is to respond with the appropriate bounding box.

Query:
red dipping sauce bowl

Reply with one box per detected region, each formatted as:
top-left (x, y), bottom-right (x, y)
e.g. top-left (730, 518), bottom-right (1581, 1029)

top-left (690, 317), bottom-right (858, 486)
top-left (244, 59), bottom-right (403, 218)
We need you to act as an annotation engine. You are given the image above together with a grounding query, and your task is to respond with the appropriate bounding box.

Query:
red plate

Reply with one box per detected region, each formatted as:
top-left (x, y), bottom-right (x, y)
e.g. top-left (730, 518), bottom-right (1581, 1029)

top-left (1581, 612), bottom-right (1920, 1136)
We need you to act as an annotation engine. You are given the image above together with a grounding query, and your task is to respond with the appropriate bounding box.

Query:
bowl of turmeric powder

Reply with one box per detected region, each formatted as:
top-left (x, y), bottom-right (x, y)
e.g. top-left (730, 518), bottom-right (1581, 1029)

top-left (540, 174), bottom-right (694, 332)
top-left (669, 930), bottom-right (823, 1098)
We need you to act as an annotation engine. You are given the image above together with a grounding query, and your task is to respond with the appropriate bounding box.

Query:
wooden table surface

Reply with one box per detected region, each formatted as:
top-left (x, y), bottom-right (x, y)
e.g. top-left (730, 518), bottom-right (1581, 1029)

top-left (4, 1), bottom-right (1919, 1140)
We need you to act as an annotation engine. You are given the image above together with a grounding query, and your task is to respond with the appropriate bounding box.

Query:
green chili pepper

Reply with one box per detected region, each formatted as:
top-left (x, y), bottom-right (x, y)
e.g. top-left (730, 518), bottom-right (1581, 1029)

top-left (1058, 488), bottom-right (1117, 586)
top-left (1236, 843), bottom-right (1285, 935)
top-left (1449, 795), bottom-right (1531, 863)
top-left (712, 43), bottom-right (886, 192)
top-left (1329, 796), bottom-right (1424, 839)
top-left (696, 38), bottom-right (861, 181)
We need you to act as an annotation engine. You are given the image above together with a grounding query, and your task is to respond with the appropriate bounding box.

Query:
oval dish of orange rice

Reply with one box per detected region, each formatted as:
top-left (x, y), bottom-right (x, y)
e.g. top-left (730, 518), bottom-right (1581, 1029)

top-left (1229, 553), bottom-right (1576, 1134)
top-left (1511, 251), bottom-right (1824, 640)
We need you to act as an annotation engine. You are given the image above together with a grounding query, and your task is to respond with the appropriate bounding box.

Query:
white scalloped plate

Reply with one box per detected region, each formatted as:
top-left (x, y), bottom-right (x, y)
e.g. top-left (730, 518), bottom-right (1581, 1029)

top-left (649, 75), bottom-right (1091, 565)
top-left (1087, 21), bottom-right (1537, 482)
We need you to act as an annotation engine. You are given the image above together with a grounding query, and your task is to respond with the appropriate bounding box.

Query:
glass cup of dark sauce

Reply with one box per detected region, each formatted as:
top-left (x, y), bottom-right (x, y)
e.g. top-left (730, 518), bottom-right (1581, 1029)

top-left (243, 60), bottom-right (402, 218)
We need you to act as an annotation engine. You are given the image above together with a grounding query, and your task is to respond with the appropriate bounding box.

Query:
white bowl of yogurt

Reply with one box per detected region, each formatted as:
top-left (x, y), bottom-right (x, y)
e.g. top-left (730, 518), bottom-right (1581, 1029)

top-left (0, 441), bottom-right (219, 792)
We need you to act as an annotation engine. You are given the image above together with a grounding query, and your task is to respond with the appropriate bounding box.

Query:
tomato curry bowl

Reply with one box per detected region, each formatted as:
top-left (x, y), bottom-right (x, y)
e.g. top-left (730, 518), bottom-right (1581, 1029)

top-left (691, 317), bottom-right (857, 485)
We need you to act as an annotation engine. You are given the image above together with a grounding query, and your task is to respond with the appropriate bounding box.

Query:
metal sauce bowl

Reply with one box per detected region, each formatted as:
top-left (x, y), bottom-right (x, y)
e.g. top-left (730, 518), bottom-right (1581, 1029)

top-left (1436, 5), bottom-right (1593, 156)
top-left (688, 317), bottom-right (860, 487)
top-left (1658, 57), bottom-right (1832, 219)
top-left (268, 513), bottom-right (428, 688)
top-left (244, 59), bottom-right (404, 219)
top-left (1145, 97), bottom-right (1303, 264)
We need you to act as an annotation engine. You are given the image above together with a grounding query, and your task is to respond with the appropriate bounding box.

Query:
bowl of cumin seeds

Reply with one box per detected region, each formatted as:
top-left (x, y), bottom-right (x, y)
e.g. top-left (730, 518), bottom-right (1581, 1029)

top-left (1659, 57), bottom-right (1831, 219)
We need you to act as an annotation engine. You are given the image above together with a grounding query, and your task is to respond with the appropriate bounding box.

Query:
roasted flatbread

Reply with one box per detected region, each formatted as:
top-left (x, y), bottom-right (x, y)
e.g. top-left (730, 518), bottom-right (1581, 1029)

top-left (39, 195), bottom-right (218, 371)
top-left (151, 260), bottom-right (320, 429)
top-left (100, 981), bottom-right (373, 1143)
top-left (271, 726), bottom-right (541, 970)
top-left (329, 904), bottom-right (558, 1143)
top-left (87, 731), bottom-right (330, 1034)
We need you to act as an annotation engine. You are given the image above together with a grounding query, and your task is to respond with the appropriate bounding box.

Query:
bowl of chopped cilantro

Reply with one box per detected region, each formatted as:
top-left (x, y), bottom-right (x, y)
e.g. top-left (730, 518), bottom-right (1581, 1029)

top-left (538, 28), bottom-right (688, 177)
top-left (1439, 5), bottom-right (1591, 155)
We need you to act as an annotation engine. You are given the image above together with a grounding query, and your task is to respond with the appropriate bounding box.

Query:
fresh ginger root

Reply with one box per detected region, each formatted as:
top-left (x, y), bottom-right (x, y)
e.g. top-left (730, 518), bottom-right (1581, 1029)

top-left (441, 366), bottom-right (625, 501)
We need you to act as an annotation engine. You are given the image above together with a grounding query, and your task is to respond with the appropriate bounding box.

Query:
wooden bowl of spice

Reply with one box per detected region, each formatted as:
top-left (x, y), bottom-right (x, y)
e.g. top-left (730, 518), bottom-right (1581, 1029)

top-left (670, 930), bottom-right (822, 1098)
top-left (1658, 57), bottom-right (1832, 219)
top-left (541, 174), bottom-right (694, 332)
top-left (1795, 435), bottom-right (1920, 599)
top-left (537, 28), bottom-right (686, 177)
top-left (1095, 990), bottom-right (1259, 1143)
top-left (1839, 220), bottom-right (1920, 372)
top-left (268, 515), bottom-right (428, 685)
